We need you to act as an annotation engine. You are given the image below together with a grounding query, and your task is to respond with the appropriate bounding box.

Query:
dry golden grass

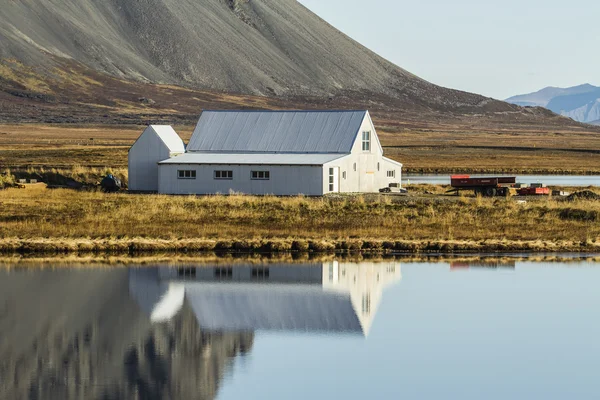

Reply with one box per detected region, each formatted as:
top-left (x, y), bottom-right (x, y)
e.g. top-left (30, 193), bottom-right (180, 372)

top-left (0, 124), bottom-right (193, 168)
top-left (0, 185), bottom-right (598, 254)
top-left (2, 123), bottom-right (599, 174)
top-left (378, 129), bottom-right (600, 174)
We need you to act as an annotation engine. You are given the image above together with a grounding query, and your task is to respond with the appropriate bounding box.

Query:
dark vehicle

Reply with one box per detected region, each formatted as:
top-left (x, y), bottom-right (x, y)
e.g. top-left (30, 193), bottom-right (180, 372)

top-left (379, 183), bottom-right (408, 194)
top-left (100, 174), bottom-right (122, 193)
top-left (450, 175), bottom-right (516, 197)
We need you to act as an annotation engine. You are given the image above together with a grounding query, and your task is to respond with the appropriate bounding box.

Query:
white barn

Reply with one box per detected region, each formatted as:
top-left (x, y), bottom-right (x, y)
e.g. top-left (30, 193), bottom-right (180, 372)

top-left (128, 110), bottom-right (403, 195)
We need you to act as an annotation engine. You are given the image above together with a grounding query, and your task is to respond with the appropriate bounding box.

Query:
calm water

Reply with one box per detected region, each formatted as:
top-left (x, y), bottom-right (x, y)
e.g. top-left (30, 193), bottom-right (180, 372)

top-left (403, 174), bottom-right (600, 186)
top-left (1, 259), bottom-right (599, 399)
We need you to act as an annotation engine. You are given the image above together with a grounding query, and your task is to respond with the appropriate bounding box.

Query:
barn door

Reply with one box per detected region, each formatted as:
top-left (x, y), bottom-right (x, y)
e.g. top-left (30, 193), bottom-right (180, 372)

top-left (328, 167), bottom-right (339, 193)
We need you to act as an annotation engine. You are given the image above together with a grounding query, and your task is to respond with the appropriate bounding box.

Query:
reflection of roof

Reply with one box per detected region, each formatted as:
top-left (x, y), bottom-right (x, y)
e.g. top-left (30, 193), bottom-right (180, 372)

top-left (187, 110), bottom-right (367, 153)
top-left (185, 284), bottom-right (361, 333)
top-left (158, 152), bottom-right (347, 165)
top-left (129, 262), bottom-right (401, 336)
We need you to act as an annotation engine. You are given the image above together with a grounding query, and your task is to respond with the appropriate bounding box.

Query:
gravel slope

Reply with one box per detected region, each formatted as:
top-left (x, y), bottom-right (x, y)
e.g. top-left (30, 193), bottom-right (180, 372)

top-left (0, 0), bottom-right (494, 107)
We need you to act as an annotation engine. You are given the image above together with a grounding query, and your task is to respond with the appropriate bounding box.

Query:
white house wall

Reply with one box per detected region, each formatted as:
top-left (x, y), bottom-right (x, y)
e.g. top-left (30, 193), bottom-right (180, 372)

top-left (321, 114), bottom-right (402, 193)
top-left (158, 164), bottom-right (324, 196)
top-left (128, 130), bottom-right (173, 192)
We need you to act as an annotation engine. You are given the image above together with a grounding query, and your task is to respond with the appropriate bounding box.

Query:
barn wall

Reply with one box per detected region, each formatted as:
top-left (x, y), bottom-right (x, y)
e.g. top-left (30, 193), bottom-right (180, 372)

top-left (128, 129), bottom-right (175, 191)
top-left (158, 164), bottom-right (324, 196)
top-left (321, 115), bottom-right (401, 193)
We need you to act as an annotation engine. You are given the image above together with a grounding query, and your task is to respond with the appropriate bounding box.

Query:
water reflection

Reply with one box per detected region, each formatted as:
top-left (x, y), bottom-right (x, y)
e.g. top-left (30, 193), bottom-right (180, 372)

top-left (129, 262), bottom-right (402, 336)
top-left (5, 259), bottom-right (596, 400)
top-left (450, 261), bottom-right (516, 270)
top-left (0, 268), bottom-right (252, 400)
top-left (0, 261), bottom-right (401, 399)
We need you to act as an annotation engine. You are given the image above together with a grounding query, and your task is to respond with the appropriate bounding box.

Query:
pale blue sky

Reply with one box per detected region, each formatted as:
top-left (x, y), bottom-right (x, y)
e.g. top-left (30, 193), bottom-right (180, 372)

top-left (298, 0), bottom-right (599, 100)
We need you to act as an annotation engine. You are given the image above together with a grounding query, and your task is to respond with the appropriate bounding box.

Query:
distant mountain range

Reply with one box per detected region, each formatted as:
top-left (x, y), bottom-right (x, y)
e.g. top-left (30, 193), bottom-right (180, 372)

top-left (506, 84), bottom-right (600, 124)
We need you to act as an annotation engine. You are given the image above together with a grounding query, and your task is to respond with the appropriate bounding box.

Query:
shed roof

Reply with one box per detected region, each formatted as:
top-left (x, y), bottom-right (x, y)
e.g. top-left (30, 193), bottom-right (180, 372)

top-left (158, 152), bottom-right (347, 165)
top-left (187, 110), bottom-right (368, 153)
top-left (150, 125), bottom-right (185, 153)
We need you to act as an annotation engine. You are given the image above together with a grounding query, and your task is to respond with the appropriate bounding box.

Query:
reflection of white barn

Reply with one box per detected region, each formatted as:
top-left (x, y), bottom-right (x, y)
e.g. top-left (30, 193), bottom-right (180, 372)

top-left (129, 262), bottom-right (401, 336)
top-left (128, 110), bottom-right (403, 195)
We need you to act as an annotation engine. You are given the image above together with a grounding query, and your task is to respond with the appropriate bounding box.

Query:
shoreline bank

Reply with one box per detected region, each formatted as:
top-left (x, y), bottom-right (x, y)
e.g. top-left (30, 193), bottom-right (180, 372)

top-left (2, 251), bottom-right (599, 268)
top-left (1, 237), bottom-right (599, 256)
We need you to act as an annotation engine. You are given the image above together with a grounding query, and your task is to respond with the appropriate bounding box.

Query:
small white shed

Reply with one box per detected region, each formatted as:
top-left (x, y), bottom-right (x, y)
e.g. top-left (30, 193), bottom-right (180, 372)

top-left (128, 125), bottom-right (185, 191)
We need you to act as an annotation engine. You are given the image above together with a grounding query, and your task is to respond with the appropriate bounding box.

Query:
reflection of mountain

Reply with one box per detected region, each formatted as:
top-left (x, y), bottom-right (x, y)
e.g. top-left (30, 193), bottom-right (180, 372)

top-left (130, 261), bottom-right (402, 336)
top-left (0, 269), bottom-right (252, 400)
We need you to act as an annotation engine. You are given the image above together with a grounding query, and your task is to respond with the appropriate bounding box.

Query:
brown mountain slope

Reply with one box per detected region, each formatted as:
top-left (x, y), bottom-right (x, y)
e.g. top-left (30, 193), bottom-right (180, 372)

top-left (0, 0), bottom-right (521, 117)
top-left (0, 0), bottom-right (597, 134)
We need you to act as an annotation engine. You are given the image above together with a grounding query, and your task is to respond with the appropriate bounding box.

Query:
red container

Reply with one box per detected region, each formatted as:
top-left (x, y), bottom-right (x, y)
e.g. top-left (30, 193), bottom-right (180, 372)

top-left (518, 187), bottom-right (550, 196)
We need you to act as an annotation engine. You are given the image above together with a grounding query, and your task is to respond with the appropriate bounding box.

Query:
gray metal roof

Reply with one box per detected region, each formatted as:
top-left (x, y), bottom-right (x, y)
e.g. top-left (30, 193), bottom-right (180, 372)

top-left (185, 284), bottom-right (363, 334)
top-left (158, 152), bottom-right (348, 165)
top-left (187, 110), bottom-right (368, 153)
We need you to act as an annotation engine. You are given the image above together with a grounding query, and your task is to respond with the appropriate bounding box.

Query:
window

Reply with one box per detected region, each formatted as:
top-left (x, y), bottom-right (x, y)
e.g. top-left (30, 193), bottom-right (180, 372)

top-left (252, 267), bottom-right (270, 279)
top-left (214, 267), bottom-right (233, 280)
top-left (177, 170), bottom-right (196, 179)
top-left (177, 267), bottom-right (196, 278)
top-left (362, 131), bottom-right (371, 151)
top-left (362, 293), bottom-right (371, 315)
top-left (251, 171), bottom-right (270, 180)
top-left (329, 168), bottom-right (335, 192)
top-left (353, 163), bottom-right (357, 172)
top-left (214, 170), bottom-right (233, 180)
top-left (387, 170), bottom-right (395, 178)
top-left (342, 171), bottom-right (346, 180)
top-left (377, 162), bottom-right (380, 171)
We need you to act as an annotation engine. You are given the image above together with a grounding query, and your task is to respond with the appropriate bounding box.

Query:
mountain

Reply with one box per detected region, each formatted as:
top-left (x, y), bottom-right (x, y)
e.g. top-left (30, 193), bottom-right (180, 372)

top-left (0, 0), bottom-right (478, 101)
top-left (506, 84), bottom-right (600, 123)
top-left (0, 0), bottom-right (515, 115)
top-left (0, 0), bottom-right (592, 130)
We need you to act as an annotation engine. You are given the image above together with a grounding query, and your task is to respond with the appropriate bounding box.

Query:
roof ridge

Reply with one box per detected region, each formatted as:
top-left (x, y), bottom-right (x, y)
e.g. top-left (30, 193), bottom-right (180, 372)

top-left (200, 109), bottom-right (367, 113)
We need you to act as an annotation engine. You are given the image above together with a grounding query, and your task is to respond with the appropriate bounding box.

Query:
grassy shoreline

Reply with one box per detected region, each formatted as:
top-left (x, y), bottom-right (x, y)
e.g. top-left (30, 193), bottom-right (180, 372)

top-left (0, 237), bottom-right (599, 256)
top-left (1, 184), bottom-right (599, 255)
top-left (2, 253), bottom-right (598, 268)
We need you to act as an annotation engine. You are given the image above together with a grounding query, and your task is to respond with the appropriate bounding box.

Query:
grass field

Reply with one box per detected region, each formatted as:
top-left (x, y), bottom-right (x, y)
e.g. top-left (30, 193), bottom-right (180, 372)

top-left (0, 184), bottom-right (598, 254)
top-left (1, 123), bottom-right (599, 174)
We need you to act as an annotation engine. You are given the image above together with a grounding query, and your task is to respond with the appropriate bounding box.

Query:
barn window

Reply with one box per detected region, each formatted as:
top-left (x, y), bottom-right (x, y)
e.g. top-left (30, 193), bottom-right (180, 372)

top-left (214, 170), bottom-right (233, 180)
top-left (214, 267), bottom-right (233, 280)
top-left (177, 170), bottom-right (196, 179)
top-left (362, 293), bottom-right (371, 314)
top-left (328, 168), bottom-right (335, 192)
top-left (251, 171), bottom-right (270, 180)
top-left (362, 131), bottom-right (371, 151)
top-left (387, 170), bottom-right (395, 178)
top-left (251, 267), bottom-right (270, 279)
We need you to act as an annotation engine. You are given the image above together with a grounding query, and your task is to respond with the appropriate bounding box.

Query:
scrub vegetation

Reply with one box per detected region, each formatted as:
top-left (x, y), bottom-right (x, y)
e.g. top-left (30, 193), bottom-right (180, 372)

top-left (1, 124), bottom-right (599, 174)
top-left (0, 184), bottom-right (599, 255)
